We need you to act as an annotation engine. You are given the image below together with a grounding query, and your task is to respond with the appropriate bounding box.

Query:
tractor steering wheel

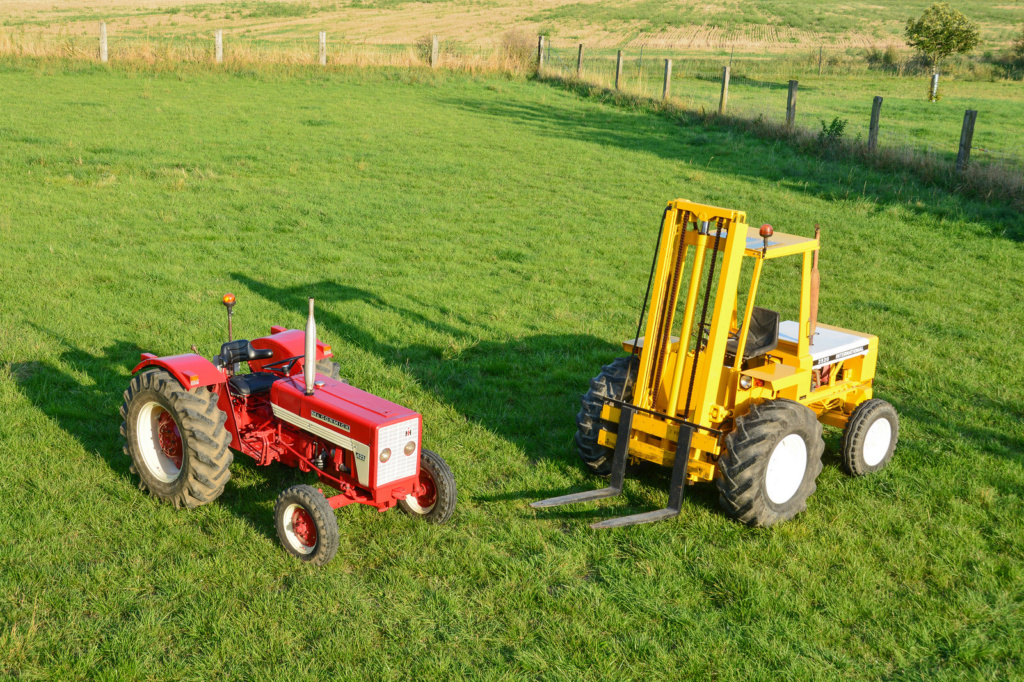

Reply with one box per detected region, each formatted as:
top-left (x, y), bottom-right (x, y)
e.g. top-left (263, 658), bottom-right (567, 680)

top-left (262, 355), bottom-right (303, 376)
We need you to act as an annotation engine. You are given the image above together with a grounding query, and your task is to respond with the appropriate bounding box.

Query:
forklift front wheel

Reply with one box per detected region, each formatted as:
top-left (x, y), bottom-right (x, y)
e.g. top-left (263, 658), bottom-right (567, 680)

top-left (841, 399), bottom-right (899, 477)
top-left (399, 449), bottom-right (456, 524)
top-left (274, 484), bottom-right (340, 566)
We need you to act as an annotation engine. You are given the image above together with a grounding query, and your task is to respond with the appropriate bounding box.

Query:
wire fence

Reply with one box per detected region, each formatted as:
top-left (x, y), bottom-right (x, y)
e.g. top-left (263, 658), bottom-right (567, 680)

top-left (3, 27), bottom-right (1022, 177)
top-left (545, 39), bottom-right (1024, 176)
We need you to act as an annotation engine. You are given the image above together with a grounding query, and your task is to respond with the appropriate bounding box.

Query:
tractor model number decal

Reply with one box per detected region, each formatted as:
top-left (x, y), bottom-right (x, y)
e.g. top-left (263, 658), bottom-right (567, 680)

top-left (312, 411), bottom-right (351, 432)
top-left (354, 451), bottom-right (367, 462)
top-left (813, 344), bottom-right (870, 368)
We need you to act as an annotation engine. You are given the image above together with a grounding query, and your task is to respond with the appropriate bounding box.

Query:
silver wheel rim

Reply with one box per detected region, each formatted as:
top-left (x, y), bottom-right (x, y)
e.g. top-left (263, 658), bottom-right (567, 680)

top-left (135, 401), bottom-right (182, 483)
top-left (765, 434), bottom-right (807, 504)
top-left (863, 418), bottom-right (892, 466)
top-left (282, 503), bottom-right (316, 555)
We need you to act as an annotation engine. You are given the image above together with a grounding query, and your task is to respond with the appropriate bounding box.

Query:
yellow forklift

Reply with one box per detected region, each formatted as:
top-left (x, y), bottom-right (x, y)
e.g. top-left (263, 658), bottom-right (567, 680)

top-left (533, 200), bottom-right (898, 528)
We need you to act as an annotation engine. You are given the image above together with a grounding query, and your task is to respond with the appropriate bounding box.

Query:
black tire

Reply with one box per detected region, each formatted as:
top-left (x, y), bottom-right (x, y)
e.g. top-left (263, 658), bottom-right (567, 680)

top-left (841, 399), bottom-right (899, 477)
top-left (718, 399), bottom-right (825, 527)
top-left (576, 355), bottom-right (639, 475)
top-left (274, 484), bottom-right (340, 566)
top-left (120, 369), bottom-right (233, 509)
top-left (316, 358), bottom-right (349, 385)
top-left (398, 449), bottom-right (456, 524)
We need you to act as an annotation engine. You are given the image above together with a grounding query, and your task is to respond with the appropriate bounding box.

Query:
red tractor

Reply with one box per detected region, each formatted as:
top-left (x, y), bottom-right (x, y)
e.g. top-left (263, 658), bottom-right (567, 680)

top-left (120, 294), bottom-right (456, 565)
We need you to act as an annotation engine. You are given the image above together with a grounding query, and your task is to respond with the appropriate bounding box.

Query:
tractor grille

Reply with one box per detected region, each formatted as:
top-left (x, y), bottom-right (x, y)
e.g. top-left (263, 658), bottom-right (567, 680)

top-left (376, 419), bottom-right (419, 486)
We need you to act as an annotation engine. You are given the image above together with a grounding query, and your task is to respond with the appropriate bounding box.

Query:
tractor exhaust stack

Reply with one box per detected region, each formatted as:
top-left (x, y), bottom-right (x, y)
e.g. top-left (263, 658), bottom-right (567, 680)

top-left (304, 298), bottom-right (317, 395)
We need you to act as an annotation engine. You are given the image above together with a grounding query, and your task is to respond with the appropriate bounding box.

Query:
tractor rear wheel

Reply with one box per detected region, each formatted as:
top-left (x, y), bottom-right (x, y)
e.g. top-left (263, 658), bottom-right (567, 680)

top-left (718, 399), bottom-right (825, 527)
top-left (398, 449), bottom-right (456, 524)
top-left (274, 484), bottom-right (339, 566)
top-left (841, 399), bottom-right (899, 476)
top-left (120, 369), bottom-right (233, 509)
top-left (576, 355), bottom-right (639, 476)
top-left (316, 358), bottom-right (349, 384)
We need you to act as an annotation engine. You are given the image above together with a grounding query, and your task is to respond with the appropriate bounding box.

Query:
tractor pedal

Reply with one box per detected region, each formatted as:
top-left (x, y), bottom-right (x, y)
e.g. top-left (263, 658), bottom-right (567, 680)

top-left (530, 405), bottom-right (636, 511)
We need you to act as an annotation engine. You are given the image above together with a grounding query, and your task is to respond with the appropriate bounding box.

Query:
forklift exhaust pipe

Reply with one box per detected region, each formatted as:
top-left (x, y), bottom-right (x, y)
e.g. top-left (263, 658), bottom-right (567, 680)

top-left (304, 298), bottom-right (317, 395)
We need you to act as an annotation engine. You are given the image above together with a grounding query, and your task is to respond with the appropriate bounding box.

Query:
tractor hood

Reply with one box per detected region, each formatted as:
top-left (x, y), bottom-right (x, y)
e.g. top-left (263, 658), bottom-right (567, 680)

top-left (269, 376), bottom-right (422, 490)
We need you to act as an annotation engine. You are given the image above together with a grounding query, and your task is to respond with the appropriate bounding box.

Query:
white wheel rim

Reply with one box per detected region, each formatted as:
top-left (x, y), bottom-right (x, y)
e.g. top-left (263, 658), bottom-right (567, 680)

top-left (135, 401), bottom-right (182, 483)
top-left (282, 503), bottom-right (316, 554)
top-left (764, 433), bottom-right (808, 505)
top-left (862, 418), bottom-right (893, 466)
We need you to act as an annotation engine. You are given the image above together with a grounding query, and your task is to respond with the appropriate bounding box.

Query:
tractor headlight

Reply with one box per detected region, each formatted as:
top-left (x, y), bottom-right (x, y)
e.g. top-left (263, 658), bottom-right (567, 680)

top-left (739, 375), bottom-right (753, 390)
top-left (404, 441), bottom-right (416, 456)
top-left (379, 448), bottom-right (392, 463)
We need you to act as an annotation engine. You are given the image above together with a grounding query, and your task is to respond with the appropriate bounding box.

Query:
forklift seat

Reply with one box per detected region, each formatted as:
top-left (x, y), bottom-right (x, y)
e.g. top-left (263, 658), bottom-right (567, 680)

top-left (727, 307), bottom-right (779, 361)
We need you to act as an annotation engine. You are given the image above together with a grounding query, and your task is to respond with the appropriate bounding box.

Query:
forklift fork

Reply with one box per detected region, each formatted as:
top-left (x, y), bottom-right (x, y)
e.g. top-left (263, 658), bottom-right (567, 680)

top-left (531, 404), bottom-right (695, 529)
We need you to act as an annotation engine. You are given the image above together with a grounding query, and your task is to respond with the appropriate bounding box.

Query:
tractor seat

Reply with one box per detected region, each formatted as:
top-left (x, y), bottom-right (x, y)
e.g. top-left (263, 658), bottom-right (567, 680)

top-left (727, 306), bottom-right (780, 360)
top-left (219, 339), bottom-right (274, 367)
top-left (228, 372), bottom-right (278, 396)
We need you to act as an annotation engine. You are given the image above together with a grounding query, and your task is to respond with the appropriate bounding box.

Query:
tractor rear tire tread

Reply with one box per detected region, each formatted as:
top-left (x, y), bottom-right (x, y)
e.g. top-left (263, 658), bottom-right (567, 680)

top-left (576, 356), bottom-right (639, 476)
top-left (274, 484), bottom-right (340, 566)
top-left (120, 369), bottom-right (233, 509)
top-left (841, 399), bottom-right (899, 476)
top-left (718, 399), bottom-right (824, 527)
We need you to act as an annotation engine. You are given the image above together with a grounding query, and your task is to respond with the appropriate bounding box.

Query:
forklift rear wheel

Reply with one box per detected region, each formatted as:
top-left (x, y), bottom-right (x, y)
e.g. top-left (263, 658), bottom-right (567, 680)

top-left (120, 369), bottom-right (233, 509)
top-left (398, 449), bottom-right (456, 524)
top-left (841, 399), bottom-right (899, 476)
top-left (274, 485), bottom-right (339, 566)
top-left (576, 356), bottom-right (639, 476)
top-left (718, 399), bottom-right (825, 527)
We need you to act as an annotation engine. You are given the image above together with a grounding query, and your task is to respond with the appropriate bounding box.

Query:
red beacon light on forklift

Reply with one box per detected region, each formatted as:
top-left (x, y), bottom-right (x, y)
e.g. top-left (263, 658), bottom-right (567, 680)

top-left (759, 223), bottom-right (774, 254)
top-left (121, 294), bottom-right (456, 566)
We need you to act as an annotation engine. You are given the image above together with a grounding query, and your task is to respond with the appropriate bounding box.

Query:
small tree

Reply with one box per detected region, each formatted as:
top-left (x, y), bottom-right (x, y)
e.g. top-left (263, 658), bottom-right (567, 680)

top-left (905, 3), bottom-right (980, 71)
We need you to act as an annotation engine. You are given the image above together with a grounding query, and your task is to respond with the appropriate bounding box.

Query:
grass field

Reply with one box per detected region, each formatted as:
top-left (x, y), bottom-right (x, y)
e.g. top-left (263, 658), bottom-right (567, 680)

top-left (1, 61), bottom-right (1023, 679)
top-left (3, 0), bottom-right (1023, 50)
top-left (539, 48), bottom-right (1024, 168)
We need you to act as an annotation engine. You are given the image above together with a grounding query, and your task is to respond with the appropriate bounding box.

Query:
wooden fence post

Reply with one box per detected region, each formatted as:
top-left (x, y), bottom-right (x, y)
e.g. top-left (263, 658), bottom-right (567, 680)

top-left (719, 66), bottom-right (730, 114)
top-left (537, 35), bottom-right (544, 70)
top-left (956, 109), bottom-right (977, 174)
top-left (663, 59), bottom-right (672, 100)
top-left (615, 50), bottom-right (623, 90)
top-left (930, 72), bottom-right (939, 101)
top-left (817, 46), bottom-right (822, 76)
top-left (98, 21), bottom-right (108, 62)
top-left (576, 43), bottom-right (583, 78)
top-left (430, 35), bottom-right (439, 68)
top-left (786, 80), bottom-right (798, 128)
top-left (868, 96), bottom-right (883, 153)
top-left (319, 31), bottom-right (326, 65)
top-left (215, 29), bottom-right (223, 64)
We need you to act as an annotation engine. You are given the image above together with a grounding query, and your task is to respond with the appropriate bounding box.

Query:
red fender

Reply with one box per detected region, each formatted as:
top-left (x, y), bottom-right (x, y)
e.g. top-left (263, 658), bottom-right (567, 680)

top-left (249, 327), bottom-right (333, 374)
top-left (132, 353), bottom-right (226, 390)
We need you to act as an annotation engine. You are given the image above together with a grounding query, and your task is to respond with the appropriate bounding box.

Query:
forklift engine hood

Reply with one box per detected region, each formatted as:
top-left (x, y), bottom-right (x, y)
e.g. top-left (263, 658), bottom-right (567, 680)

top-left (269, 376), bottom-right (422, 490)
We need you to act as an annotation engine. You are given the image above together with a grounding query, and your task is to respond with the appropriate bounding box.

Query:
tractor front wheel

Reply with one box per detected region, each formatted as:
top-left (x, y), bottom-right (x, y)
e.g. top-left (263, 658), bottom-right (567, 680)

top-left (841, 399), bottom-right (899, 476)
top-left (398, 449), bottom-right (456, 524)
top-left (120, 369), bottom-right (232, 509)
top-left (316, 358), bottom-right (349, 385)
top-left (274, 484), bottom-right (340, 566)
top-left (718, 399), bottom-right (825, 527)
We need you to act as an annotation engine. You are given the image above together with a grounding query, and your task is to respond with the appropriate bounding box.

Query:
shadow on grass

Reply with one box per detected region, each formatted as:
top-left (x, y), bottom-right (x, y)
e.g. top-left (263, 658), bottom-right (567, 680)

top-left (10, 335), bottom-right (309, 541)
top-left (228, 273), bottom-right (733, 520)
top-left (439, 82), bottom-right (1024, 240)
